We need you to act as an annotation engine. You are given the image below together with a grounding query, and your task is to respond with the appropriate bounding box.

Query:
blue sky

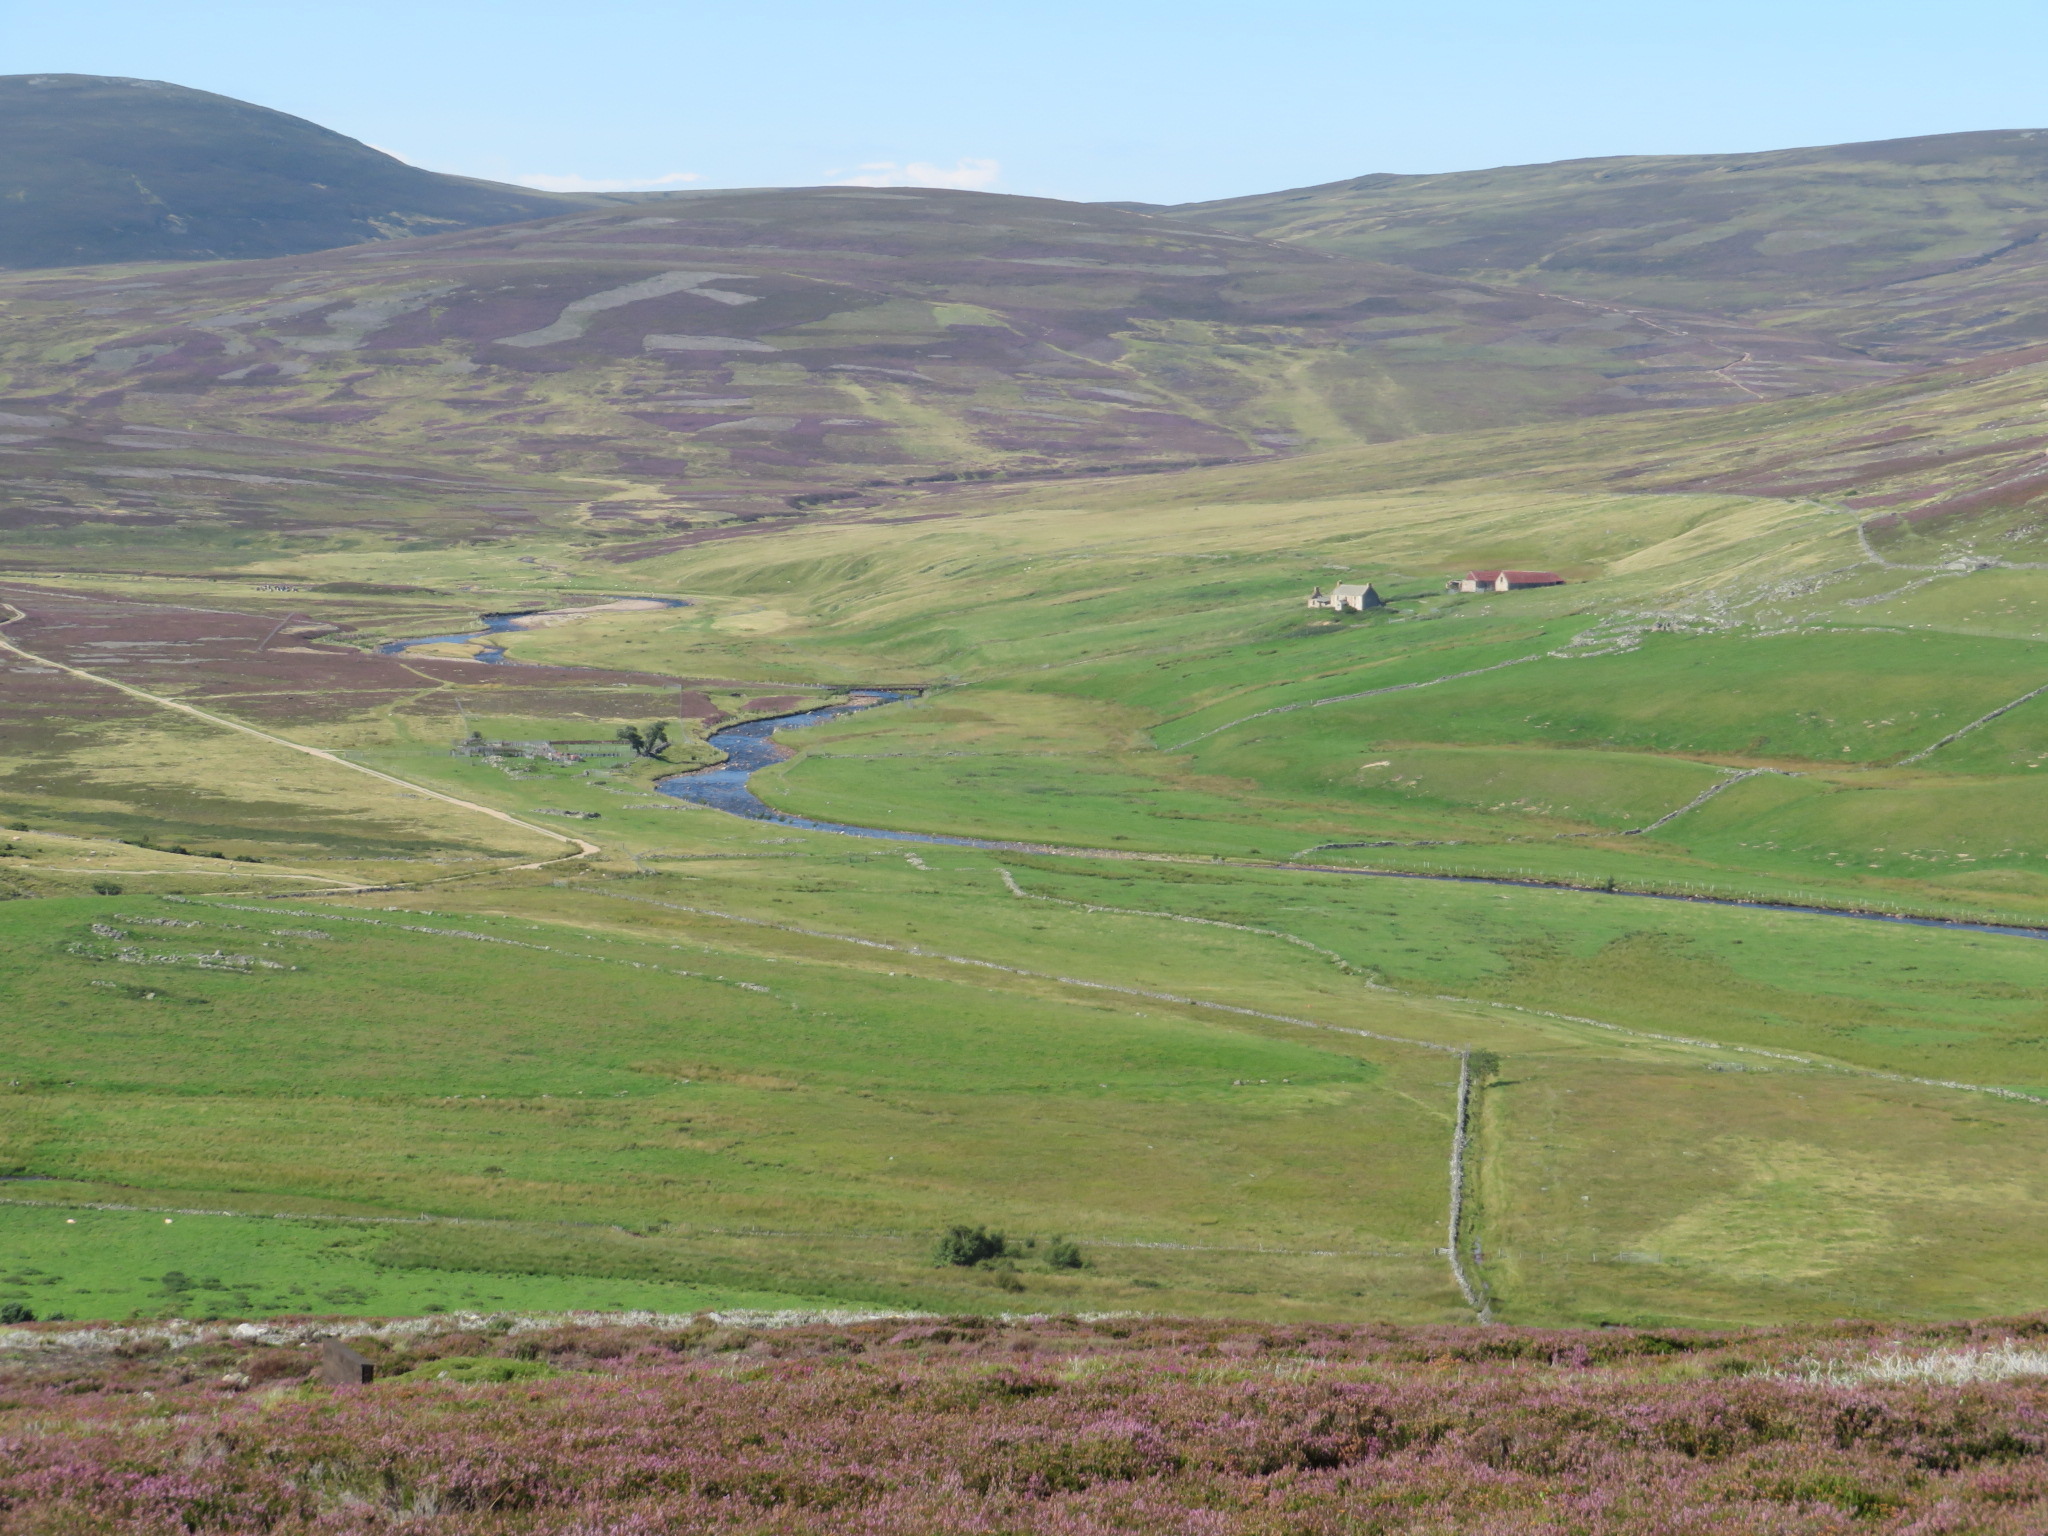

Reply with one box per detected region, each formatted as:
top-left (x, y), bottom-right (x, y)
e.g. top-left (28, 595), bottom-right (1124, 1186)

top-left (9, 0), bottom-right (2048, 204)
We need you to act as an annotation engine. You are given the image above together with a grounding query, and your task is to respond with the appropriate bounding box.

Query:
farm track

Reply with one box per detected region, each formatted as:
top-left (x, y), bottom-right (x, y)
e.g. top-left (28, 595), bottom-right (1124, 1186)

top-left (0, 605), bottom-right (600, 884)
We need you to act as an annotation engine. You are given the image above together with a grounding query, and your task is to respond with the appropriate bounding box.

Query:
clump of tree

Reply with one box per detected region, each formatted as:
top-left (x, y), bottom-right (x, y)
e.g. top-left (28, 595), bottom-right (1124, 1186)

top-left (615, 722), bottom-right (671, 759)
top-left (934, 1225), bottom-right (1009, 1267)
top-left (933, 1225), bottom-right (1085, 1271)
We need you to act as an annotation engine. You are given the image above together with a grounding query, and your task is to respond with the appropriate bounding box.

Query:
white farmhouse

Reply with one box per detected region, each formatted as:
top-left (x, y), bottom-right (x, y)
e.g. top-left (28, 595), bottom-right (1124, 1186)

top-left (1306, 582), bottom-right (1384, 612)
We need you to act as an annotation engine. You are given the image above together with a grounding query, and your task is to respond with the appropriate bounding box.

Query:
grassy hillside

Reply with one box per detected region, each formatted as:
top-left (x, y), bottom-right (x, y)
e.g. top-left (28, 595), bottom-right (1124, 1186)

top-left (1165, 128), bottom-right (2048, 358)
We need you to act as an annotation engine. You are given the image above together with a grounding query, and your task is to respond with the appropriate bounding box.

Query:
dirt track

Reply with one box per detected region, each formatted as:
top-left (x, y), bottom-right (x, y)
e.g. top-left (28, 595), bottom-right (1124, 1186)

top-left (0, 604), bottom-right (599, 880)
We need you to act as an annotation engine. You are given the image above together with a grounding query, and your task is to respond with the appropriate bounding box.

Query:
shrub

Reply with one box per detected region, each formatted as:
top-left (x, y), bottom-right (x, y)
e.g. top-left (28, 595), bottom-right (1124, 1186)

top-left (1044, 1236), bottom-right (1085, 1270)
top-left (0, 1302), bottom-right (35, 1324)
top-left (933, 1225), bottom-right (1009, 1267)
top-left (241, 1349), bottom-right (311, 1384)
top-left (90, 881), bottom-right (122, 896)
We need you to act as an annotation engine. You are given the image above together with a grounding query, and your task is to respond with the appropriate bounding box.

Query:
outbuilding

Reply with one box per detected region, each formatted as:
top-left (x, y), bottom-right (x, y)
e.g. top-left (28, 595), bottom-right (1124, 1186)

top-left (1448, 570), bottom-right (1566, 593)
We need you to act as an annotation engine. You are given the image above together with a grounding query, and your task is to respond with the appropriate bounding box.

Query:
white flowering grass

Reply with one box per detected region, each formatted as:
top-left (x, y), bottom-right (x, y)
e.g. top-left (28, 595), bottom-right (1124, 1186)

top-left (1792, 1344), bottom-right (2048, 1386)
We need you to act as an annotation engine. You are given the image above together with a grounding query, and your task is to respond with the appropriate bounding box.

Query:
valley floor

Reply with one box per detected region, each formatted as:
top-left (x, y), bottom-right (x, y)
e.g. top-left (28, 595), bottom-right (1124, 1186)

top-left (9, 406), bottom-right (2048, 1331)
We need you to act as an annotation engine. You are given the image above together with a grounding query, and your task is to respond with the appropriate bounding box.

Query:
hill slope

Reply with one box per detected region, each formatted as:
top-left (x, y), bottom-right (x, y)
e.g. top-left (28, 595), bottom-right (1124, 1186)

top-left (0, 74), bottom-right (583, 268)
top-left (1165, 129), bottom-right (2048, 356)
top-left (0, 186), bottom-right (1906, 551)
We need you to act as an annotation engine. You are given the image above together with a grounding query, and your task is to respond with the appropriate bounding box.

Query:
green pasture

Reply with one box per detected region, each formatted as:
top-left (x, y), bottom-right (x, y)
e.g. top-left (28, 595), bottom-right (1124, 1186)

top-left (468, 857), bottom-right (2048, 1326)
top-left (0, 892), bottom-right (1466, 1321)
top-left (762, 751), bottom-right (1388, 857)
top-left (1204, 742), bottom-right (1722, 831)
top-left (1662, 769), bottom-right (2048, 880)
top-left (690, 566), bottom-right (2048, 902)
top-left (0, 1203), bottom-right (822, 1323)
top-left (1910, 692), bottom-right (2048, 774)
top-left (1827, 567), bottom-right (2048, 640)
top-left (1111, 615), bottom-right (1577, 745)
top-left (621, 848), bottom-right (2048, 1096)
top-left (1476, 1049), bottom-right (2048, 1325)
top-left (1200, 628), bottom-right (2048, 766)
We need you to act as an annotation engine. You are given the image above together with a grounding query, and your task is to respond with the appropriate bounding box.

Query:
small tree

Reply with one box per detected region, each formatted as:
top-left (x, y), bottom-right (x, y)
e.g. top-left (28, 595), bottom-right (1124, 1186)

top-left (1044, 1236), bottom-right (1084, 1270)
top-left (615, 723), bottom-right (671, 759)
top-left (933, 1224), bottom-right (1008, 1267)
top-left (91, 880), bottom-right (122, 896)
top-left (1466, 1050), bottom-right (1502, 1084)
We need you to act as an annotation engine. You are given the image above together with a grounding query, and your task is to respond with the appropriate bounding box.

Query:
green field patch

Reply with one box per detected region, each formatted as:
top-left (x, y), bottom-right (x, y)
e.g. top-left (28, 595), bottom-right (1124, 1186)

top-left (1286, 629), bottom-right (2048, 765)
top-left (0, 892), bottom-right (1457, 1316)
top-left (1481, 1057), bottom-right (2048, 1326)
top-left (762, 751), bottom-right (1428, 856)
top-left (1136, 622), bottom-right (1578, 747)
top-left (1906, 694), bottom-right (2048, 775)
top-left (980, 858), bottom-right (2048, 1090)
top-left (1201, 741), bottom-right (1723, 831)
top-left (0, 1203), bottom-right (823, 1323)
top-left (1826, 568), bottom-right (2048, 640)
top-left (1674, 771), bottom-right (2048, 876)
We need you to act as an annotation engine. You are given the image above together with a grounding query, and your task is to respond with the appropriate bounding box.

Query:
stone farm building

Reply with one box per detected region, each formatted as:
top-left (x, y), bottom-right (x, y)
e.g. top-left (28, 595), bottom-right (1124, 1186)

top-left (1306, 583), bottom-right (1383, 611)
top-left (1449, 570), bottom-right (1566, 593)
top-left (451, 736), bottom-right (631, 764)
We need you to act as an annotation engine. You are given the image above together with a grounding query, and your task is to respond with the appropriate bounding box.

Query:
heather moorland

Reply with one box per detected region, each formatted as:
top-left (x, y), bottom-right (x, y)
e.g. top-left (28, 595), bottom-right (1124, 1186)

top-left (9, 1310), bottom-right (2048, 1533)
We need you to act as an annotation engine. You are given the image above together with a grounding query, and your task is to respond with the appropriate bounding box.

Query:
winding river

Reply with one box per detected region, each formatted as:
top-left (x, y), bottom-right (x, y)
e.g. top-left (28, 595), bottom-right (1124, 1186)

top-left (377, 597), bottom-right (689, 663)
top-left (656, 692), bottom-right (1018, 846)
top-left (658, 692), bottom-right (2048, 944)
